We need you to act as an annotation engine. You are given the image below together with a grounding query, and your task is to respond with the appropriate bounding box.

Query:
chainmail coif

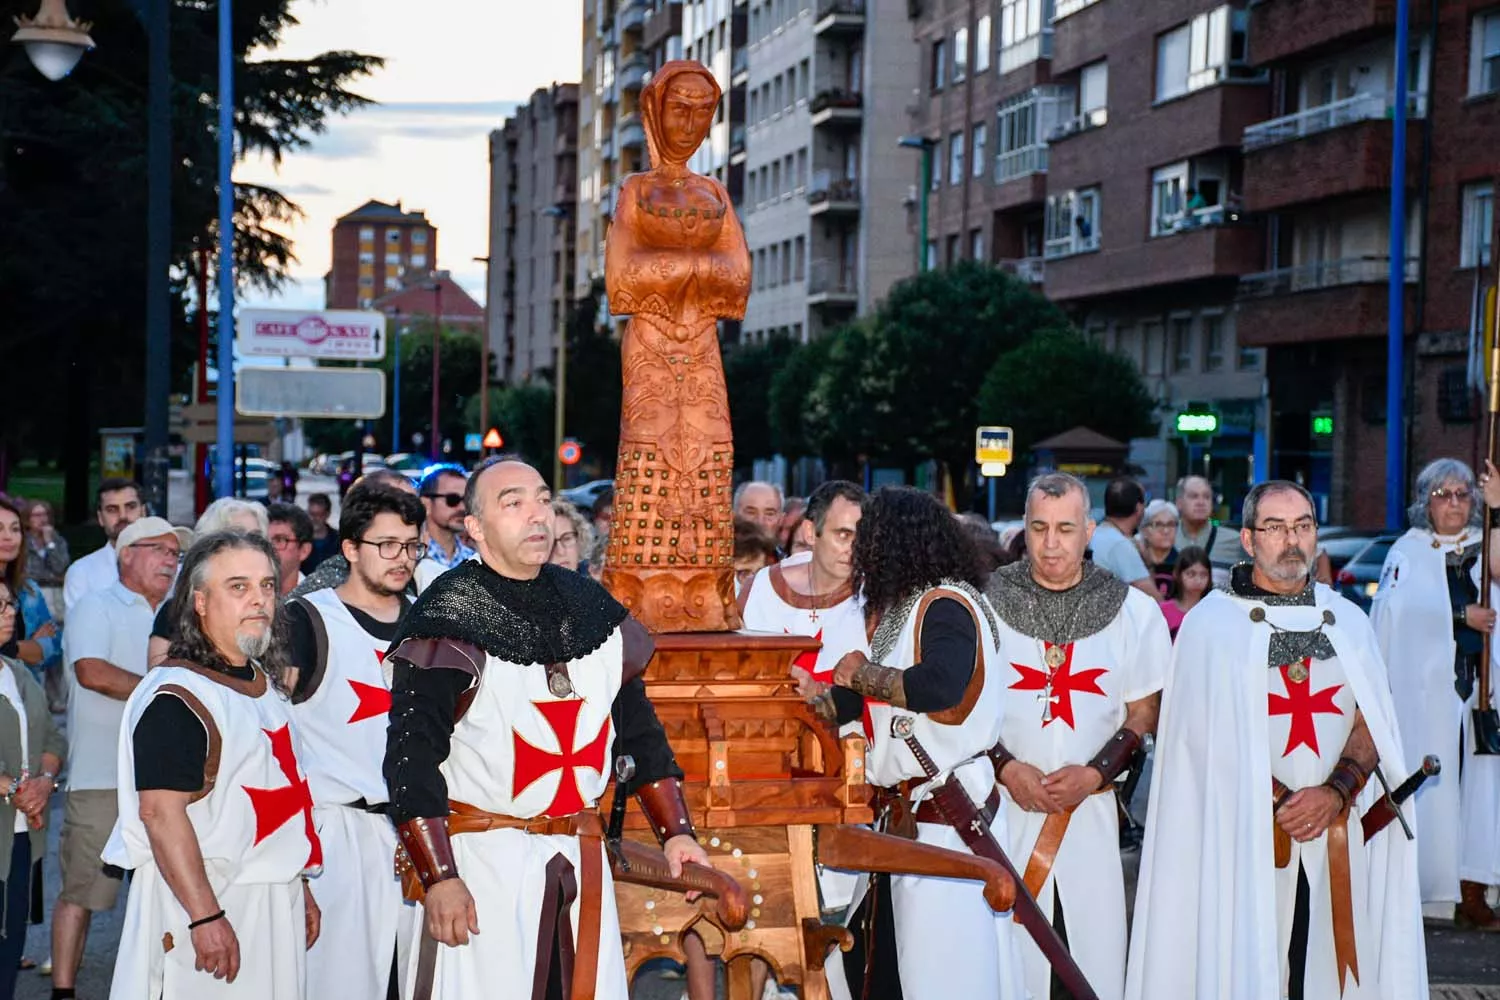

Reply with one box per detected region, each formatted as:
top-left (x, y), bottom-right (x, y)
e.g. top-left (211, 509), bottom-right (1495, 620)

top-left (392, 560), bottom-right (629, 665)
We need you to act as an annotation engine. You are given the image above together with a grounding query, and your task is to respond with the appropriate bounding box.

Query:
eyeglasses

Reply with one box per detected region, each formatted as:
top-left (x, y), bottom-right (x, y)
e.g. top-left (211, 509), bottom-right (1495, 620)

top-left (131, 542), bottom-right (183, 562)
top-left (0, 600), bottom-right (17, 614)
top-left (269, 535), bottom-right (304, 551)
top-left (1431, 487), bottom-right (1474, 505)
top-left (1249, 519), bottom-right (1317, 539)
top-left (555, 531), bottom-right (579, 547)
top-left (356, 539), bottom-right (425, 560)
top-left (423, 492), bottom-right (465, 508)
top-left (1144, 520), bottom-right (1178, 530)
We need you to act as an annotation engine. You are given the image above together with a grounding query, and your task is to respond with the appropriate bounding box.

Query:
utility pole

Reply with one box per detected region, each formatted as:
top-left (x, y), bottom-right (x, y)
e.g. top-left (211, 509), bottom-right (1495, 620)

top-left (899, 135), bottom-right (938, 273)
top-left (1386, 0), bottom-right (1410, 530)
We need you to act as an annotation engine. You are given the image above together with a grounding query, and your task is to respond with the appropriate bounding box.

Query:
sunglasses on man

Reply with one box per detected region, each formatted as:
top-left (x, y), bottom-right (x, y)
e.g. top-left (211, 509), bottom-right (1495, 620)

top-left (423, 492), bottom-right (465, 508)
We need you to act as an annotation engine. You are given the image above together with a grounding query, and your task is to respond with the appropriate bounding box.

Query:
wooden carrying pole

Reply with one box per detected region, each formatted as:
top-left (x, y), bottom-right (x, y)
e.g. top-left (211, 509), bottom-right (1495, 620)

top-left (1476, 290), bottom-right (1500, 755)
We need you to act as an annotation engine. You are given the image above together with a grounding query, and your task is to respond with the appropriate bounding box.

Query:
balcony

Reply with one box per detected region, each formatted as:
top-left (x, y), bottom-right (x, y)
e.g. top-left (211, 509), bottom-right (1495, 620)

top-left (642, 0), bottom-right (682, 49)
top-left (1243, 96), bottom-right (1424, 213)
top-left (807, 169), bottom-right (860, 216)
top-left (996, 144), bottom-right (1048, 184)
top-left (813, 0), bottom-right (865, 37)
top-left (729, 124), bottom-right (747, 162)
top-left (1044, 225), bottom-right (1263, 301)
top-left (731, 48), bottom-right (748, 87)
top-left (810, 88), bottom-right (863, 128)
top-left (1054, 0), bottom-right (1099, 20)
top-left (555, 131), bottom-right (576, 156)
top-left (808, 259), bottom-right (858, 307)
top-left (1237, 256), bottom-right (1419, 346)
top-left (618, 0), bottom-right (647, 34)
top-left (619, 53), bottom-right (650, 93)
top-left (618, 112), bottom-right (645, 151)
top-left (998, 30), bottom-right (1054, 75)
top-left (599, 133), bottom-right (614, 160)
top-left (1249, 0), bottom-right (1430, 67)
top-left (998, 257), bottom-right (1045, 286)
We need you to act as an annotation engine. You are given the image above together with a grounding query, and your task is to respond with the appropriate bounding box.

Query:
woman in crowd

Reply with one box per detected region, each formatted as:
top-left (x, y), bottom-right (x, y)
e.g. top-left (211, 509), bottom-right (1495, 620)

top-left (21, 502), bottom-right (68, 623)
top-left (732, 516), bottom-right (780, 596)
top-left (1135, 499), bottom-right (1180, 599)
top-left (1157, 545), bottom-right (1211, 640)
top-left (0, 500), bottom-right (59, 685)
top-left (0, 579), bottom-right (65, 1000)
top-left (549, 498), bottom-right (595, 574)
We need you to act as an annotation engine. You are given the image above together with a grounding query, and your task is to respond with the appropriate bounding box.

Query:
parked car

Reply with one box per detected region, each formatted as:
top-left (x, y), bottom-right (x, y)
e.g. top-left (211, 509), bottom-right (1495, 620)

top-left (1314, 527), bottom-right (1382, 578)
top-left (385, 452), bottom-right (431, 484)
top-left (560, 479), bottom-right (614, 513)
top-left (1335, 534), bottom-right (1400, 611)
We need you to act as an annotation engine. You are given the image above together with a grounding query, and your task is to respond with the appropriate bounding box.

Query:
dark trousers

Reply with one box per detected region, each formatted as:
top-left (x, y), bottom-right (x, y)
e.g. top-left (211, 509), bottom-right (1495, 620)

top-left (0, 833), bottom-right (33, 1000)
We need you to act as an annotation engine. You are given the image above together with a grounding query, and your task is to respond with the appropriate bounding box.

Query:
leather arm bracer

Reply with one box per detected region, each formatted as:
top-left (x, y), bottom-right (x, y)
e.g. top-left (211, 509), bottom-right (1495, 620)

top-left (838, 651), bottom-right (907, 709)
top-left (396, 816), bottom-right (460, 891)
top-left (1322, 756), bottom-right (1370, 812)
top-left (636, 777), bottom-right (695, 846)
top-left (1088, 727), bottom-right (1142, 788)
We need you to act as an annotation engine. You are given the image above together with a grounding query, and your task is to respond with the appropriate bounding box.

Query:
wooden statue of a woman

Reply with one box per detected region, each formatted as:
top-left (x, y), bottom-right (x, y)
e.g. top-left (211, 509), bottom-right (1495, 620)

top-left (601, 61), bottom-right (751, 633)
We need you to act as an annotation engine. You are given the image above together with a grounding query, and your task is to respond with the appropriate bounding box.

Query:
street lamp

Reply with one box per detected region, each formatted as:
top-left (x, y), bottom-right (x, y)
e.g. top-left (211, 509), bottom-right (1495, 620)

top-left (424, 271), bottom-right (448, 461)
top-left (10, 0), bottom-right (94, 81)
top-left (474, 255), bottom-right (491, 447)
top-left (542, 204), bottom-right (570, 489)
top-left (898, 135), bottom-right (937, 274)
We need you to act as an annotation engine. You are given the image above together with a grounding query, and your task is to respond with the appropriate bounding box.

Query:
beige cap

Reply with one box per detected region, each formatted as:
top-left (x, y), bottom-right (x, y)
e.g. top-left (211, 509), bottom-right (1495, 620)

top-left (117, 516), bottom-right (194, 553)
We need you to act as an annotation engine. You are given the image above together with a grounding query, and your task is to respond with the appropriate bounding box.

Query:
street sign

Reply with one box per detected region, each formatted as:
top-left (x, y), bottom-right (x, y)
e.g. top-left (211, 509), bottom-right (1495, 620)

top-left (237, 308), bottom-right (387, 361)
top-left (177, 404), bottom-right (278, 445)
top-left (975, 426), bottom-right (1014, 465)
top-left (464, 433), bottom-right (482, 452)
top-left (558, 440), bottom-right (583, 466)
top-left (980, 461), bottom-right (1007, 478)
top-left (1175, 409), bottom-right (1219, 436)
top-left (235, 367), bottom-right (386, 419)
top-left (482, 428), bottom-right (504, 449)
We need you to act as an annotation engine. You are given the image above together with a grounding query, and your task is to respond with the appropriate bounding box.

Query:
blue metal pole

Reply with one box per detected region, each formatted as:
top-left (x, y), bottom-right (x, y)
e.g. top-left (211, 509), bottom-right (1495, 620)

top-left (987, 475), bottom-right (997, 523)
top-left (214, 0), bottom-right (236, 499)
top-left (392, 327), bottom-right (402, 454)
top-left (1386, 0), bottom-right (1410, 530)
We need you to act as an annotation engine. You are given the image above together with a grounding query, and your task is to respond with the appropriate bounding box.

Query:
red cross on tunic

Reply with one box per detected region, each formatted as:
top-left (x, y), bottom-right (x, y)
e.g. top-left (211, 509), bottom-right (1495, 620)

top-left (1268, 659), bottom-right (1344, 758)
top-left (789, 628), bottom-right (824, 678)
top-left (513, 699), bottom-right (611, 817)
top-left (347, 649), bottom-right (393, 724)
top-left (1009, 642), bottom-right (1108, 729)
top-left (243, 725), bottom-right (322, 868)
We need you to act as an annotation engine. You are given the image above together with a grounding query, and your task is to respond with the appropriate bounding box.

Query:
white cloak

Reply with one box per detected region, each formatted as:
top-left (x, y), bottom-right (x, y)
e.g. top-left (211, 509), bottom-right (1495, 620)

top-left (1125, 585), bottom-right (1426, 1000)
top-left (1370, 526), bottom-right (1495, 904)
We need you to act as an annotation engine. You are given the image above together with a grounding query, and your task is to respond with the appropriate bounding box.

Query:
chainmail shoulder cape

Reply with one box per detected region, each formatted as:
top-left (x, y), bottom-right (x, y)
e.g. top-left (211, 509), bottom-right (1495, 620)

top-left (289, 554), bottom-right (349, 600)
top-left (984, 560), bottom-right (1130, 646)
top-left (1225, 562), bottom-right (1335, 666)
top-left (871, 578), bottom-right (1002, 663)
top-left (392, 560), bottom-right (629, 666)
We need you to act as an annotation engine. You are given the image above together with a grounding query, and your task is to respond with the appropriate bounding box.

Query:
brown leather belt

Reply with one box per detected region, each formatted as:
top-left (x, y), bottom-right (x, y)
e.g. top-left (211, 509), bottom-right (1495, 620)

top-left (913, 785), bottom-right (1001, 827)
top-left (1015, 786), bottom-right (1113, 919)
top-left (1269, 781), bottom-right (1359, 993)
top-left (446, 799), bottom-right (605, 839)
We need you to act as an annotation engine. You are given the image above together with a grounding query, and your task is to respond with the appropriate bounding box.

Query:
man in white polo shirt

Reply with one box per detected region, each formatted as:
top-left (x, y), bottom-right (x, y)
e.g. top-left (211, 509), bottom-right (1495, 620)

top-left (52, 516), bottom-right (190, 1000)
top-left (61, 479), bottom-right (145, 617)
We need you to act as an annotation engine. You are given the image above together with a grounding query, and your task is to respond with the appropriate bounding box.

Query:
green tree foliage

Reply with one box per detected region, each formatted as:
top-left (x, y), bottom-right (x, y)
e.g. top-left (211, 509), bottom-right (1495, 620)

top-left (724, 334), bottom-right (798, 471)
top-left (977, 330), bottom-right (1159, 455)
top-left (767, 330), bottom-right (836, 459)
top-left (465, 383), bottom-right (555, 471)
top-left (562, 280), bottom-right (622, 472)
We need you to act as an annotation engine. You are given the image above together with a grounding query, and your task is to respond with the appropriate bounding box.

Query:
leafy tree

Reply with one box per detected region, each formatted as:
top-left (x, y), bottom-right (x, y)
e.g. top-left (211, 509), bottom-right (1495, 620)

top-left (768, 330), bottom-right (837, 459)
top-left (0, 0), bottom-right (381, 516)
top-left (724, 334), bottom-right (798, 469)
top-left (977, 331), bottom-right (1159, 461)
top-left (561, 279), bottom-right (622, 475)
top-left (464, 383), bottom-right (555, 471)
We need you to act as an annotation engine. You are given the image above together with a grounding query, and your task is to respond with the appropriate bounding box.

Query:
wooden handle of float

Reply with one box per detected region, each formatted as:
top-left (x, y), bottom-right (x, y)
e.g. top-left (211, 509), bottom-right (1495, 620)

top-left (609, 839), bottom-right (750, 931)
top-left (1483, 333), bottom-right (1499, 706)
top-left (814, 823), bottom-right (1017, 913)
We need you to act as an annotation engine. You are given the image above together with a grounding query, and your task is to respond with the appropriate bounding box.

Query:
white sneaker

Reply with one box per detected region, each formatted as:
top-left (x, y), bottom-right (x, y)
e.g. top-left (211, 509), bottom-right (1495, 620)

top-left (38, 955), bottom-right (51, 976)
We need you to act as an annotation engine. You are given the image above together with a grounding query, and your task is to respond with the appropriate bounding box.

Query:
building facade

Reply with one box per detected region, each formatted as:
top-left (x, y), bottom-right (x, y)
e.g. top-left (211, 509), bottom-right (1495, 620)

top-left (325, 200), bottom-right (438, 310)
top-left (488, 83), bottom-right (580, 384)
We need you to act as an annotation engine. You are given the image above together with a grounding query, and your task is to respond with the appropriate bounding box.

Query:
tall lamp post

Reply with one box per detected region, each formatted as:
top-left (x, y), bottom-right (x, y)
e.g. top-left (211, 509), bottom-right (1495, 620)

top-left (542, 204), bottom-right (570, 489)
top-left (473, 256), bottom-right (492, 444)
top-left (425, 271), bottom-right (448, 461)
top-left (899, 135), bottom-right (937, 274)
top-left (1385, 0), bottom-right (1411, 529)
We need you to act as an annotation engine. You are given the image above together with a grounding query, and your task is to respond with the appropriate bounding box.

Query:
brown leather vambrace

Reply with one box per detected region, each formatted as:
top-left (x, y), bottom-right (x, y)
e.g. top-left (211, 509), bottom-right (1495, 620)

top-left (397, 817), bottom-right (460, 892)
top-left (636, 777), bottom-right (695, 846)
top-left (840, 651), bottom-right (907, 709)
top-left (1088, 727), bottom-right (1142, 788)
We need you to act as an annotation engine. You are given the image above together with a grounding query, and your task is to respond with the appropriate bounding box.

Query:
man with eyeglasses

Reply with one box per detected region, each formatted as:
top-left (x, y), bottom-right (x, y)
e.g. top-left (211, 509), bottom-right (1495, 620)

top-left (414, 466), bottom-right (476, 595)
top-left (1128, 480), bottom-right (1424, 1000)
top-left (54, 516), bottom-right (191, 1000)
top-left (266, 503), bottom-right (314, 596)
top-left (280, 484), bottom-right (424, 1000)
top-left (1371, 458), bottom-right (1500, 929)
top-left (62, 478), bottom-right (146, 617)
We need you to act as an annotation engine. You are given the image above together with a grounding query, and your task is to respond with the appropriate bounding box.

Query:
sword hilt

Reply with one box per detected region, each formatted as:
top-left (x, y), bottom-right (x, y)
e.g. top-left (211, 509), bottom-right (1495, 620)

top-left (607, 755), bottom-right (636, 869)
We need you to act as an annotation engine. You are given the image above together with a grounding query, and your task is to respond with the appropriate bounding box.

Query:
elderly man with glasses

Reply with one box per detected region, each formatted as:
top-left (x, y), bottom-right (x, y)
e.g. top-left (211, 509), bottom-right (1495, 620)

top-left (414, 465), bottom-right (476, 594)
top-left (1371, 457), bottom-right (1500, 930)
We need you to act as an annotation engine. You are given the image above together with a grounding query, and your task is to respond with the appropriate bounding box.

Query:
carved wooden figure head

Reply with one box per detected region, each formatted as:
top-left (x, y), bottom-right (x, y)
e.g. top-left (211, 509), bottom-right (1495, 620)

top-left (641, 61), bottom-right (722, 169)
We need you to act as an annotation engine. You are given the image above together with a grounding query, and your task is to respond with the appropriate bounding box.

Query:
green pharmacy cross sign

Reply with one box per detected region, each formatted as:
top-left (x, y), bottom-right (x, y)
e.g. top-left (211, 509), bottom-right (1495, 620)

top-left (1174, 408), bottom-right (1220, 438)
top-left (1311, 413), bottom-right (1335, 437)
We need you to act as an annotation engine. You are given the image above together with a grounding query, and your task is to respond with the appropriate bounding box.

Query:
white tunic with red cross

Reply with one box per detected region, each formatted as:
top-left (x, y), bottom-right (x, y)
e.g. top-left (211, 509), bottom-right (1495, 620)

top-left (104, 665), bottom-right (322, 1000)
top-left (291, 590), bottom-right (410, 1000)
top-left (995, 585), bottom-right (1169, 1000)
top-left (402, 625), bottom-right (630, 1000)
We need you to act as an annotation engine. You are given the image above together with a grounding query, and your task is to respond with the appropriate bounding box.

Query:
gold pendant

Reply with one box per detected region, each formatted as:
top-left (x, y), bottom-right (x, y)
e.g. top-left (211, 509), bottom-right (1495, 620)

top-left (1287, 661), bottom-right (1309, 684)
top-left (1044, 645), bottom-right (1067, 669)
top-left (547, 666), bottom-right (575, 699)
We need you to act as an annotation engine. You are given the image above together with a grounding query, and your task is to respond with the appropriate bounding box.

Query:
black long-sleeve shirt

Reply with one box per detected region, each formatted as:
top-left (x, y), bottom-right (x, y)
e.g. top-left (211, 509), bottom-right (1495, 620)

top-left (385, 660), bottom-right (681, 824)
top-left (831, 596), bottom-right (978, 725)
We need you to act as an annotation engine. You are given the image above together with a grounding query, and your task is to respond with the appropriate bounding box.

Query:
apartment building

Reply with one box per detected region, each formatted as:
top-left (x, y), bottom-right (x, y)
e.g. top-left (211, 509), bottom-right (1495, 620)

top-left (325, 201), bottom-right (438, 310)
top-left (488, 84), bottom-right (581, 384)
top-left (908, 0), bottom-right (1271, 509)
top-left (1238, 0), bottom-right (1497, 527)
top-left (738, 0), bottom-right (920, 344)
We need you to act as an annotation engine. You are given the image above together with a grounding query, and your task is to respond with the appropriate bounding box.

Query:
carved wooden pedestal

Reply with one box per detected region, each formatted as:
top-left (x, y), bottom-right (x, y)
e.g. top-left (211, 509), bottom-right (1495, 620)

top-left (614, 631), bottom-right (870, 1000)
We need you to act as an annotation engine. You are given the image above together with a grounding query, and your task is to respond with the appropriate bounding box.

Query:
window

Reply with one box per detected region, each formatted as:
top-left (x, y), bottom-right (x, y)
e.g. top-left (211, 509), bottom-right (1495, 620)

top-left (1470, 11), bottom-right (1500, 96)
top-left (1044, 187), bottom-right (1101, 258)
top-left (1080, 61), bottom-right (1108, 126)
top-left (769, 244), bottom-right (780, 287)
top-left (1152, 162), bottom-right (1189, 236)
top-left (975, 15), bottom-right (992, 74)
top-left (931, 39), bottom-right (947, 91)
top-left (946, 233), bottom-right (962, 265)
top-left (412, 230), bottom-right (428, 245)
top-left (926, 240), bottom-right (938, 270)
top-left (796, 148), bottom-right (808, 191)
top-left (1152, 157), bottom-right (1228, 235)
top-left (358, 275), bottom-right (374, 287)
top-left (1440, 366), bottom-right (1478, 423)
top-left (359, 251), bottom-right (375, 264)
top-left (771, 161), bottom-right (781, 198)
top-left (1462, 182), bottom-right (1494, 269)
top-left (949, 130), bottom-right (965, 185)
top-left (359, 226), bottom-right (375, 241)
top-left (1203, 314), bottom-right (1225, 371)
top-left (782, 240), bottom-right (792, 284)
top-left (1143, 322), bottom-right (1165, 375)
top-left (954, 27), bottom-right (970, 82)
top-left (799, 59), bottom-right (810, 102)
top-left (1237, 344), bottom-right (1262, 371)
top-left (773, 75), bottom-right (784, 114)
top-left (1001, 0), bottom-right (1043, 50)
top-left (411, 254), bottom-right (427, 269)
top-left (971, 228), bottom-right (985, 262)
top-left (1157, 7), bottom-right (1243, 102)
top-left (787, 65), bottom-right (797, 107)
top-left (386, 229), bottom-right (402, 244)
top-left (794, 236), bottom-right (806, 280)
top-left (972, 123), bottom-right (988, 177)
top-left (1171, 317), bottom-right (1193, 373)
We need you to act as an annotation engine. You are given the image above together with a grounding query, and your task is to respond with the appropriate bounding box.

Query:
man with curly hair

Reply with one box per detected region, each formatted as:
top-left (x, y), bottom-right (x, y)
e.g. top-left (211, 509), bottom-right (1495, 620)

top-left (985, 472), bottom-right (1170, 1000)
top-left (794, 486), bottom-right (1026, 999)
top-left (103, 531), bottom-right (323, 998)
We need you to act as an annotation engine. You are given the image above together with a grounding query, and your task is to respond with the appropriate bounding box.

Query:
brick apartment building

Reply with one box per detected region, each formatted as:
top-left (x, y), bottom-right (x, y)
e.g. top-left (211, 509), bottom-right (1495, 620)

top-left (1238, 0), bottom-right (1499, 527)
top-left (324, 200), bottom-right (439, 310)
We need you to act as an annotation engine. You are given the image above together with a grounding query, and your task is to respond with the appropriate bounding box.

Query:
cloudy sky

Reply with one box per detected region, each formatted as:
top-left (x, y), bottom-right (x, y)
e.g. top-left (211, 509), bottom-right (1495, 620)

top-left (239, 0), bottom-right (584, 310)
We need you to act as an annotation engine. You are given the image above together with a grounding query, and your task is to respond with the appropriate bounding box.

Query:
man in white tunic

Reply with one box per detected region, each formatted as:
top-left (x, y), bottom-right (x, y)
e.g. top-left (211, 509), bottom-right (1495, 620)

top-left (1370, 457), bottom-right (1500, 927)
top-left (284, 483), bottom-right (425, 998)
top-left (798, 486), bottom-right (1027, 1000)
top-left (105, 531), bottom-right (323, 999)
top-left (1127, 481), bottom-right (1426, 1000)
top-left (383, 458), bottom-right (711, 1000)
top-left (986, 472), bottom-right (1168, 1000)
